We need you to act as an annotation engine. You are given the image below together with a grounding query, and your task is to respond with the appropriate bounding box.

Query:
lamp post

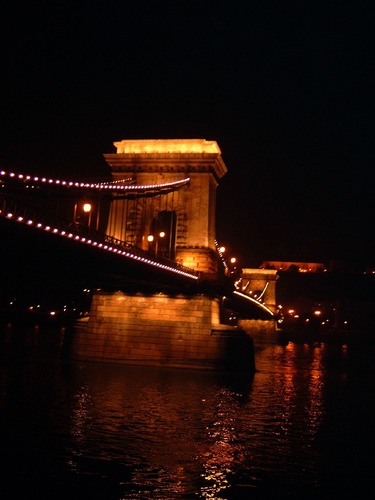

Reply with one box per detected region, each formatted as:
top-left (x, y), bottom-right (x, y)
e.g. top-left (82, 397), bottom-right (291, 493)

top-left (83, 203), bottom-right (92, 227)
top-left (157, 231), bottom-right (166, 257)
top-left (229, 257), bottom-right (239, 278)
top-left (147, 232), bottom-right (166, 256)
top-left (147, 234), bottom-right (154, 252)
top-left (154, 231), bottom-right (165, 257)
top-left (73, 201), bottom-right (92, 227)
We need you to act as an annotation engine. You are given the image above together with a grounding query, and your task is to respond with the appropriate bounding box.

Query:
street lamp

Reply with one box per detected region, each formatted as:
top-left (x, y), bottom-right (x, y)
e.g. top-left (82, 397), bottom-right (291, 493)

top-left (155, 231), bottom-right (165, 256)
top-left (230, 257), bottom-right (237, 273)
top-left (83, 203), bottom-right (92, 227)
top-left (147, 232), bottom-right (166, 256)
top-left (147, 234), bottom-right (154, 252)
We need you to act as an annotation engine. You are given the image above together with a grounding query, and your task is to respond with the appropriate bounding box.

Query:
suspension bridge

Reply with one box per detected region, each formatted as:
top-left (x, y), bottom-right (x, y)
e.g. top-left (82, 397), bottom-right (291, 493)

top-left (0, 139), bottom-right (276, 370)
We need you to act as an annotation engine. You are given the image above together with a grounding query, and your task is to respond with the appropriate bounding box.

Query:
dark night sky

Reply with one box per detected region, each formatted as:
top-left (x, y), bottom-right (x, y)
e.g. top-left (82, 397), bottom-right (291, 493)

top-left (1, 1), bottom-right (374, 268)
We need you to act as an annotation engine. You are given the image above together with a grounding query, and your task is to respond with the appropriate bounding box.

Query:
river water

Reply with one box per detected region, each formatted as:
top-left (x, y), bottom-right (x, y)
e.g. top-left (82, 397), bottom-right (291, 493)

top-left (1, 322), bottom-right (374, 499)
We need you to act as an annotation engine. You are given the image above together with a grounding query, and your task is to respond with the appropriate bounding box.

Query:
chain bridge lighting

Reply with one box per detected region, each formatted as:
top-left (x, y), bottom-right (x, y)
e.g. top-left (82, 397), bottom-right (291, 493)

top-left (0, 206), bottom-right (198, 281)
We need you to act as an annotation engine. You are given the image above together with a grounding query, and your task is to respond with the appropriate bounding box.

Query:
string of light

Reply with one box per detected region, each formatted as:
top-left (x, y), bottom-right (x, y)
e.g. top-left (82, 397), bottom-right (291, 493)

top-left (0, 207), bottom-right (198, 281)
top-left (0, 170), bottom-right (190, 192)
top-left (233, 290), bottom-right (274, 316)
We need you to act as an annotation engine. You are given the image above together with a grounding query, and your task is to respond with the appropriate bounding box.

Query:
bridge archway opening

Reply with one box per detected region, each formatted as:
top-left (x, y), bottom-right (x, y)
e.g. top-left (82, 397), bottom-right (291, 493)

top-left (149, 210), bottom-right (177, 260)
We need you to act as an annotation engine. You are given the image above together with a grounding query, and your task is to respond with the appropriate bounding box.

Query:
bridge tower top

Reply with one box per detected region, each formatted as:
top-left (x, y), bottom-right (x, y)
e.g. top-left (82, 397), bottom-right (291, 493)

top-left (104, 139), bottom-right (227, 179)
top-left (104, 139), bottom-right (228, 274)
top-left (113, 138), bottom-right (221, 154)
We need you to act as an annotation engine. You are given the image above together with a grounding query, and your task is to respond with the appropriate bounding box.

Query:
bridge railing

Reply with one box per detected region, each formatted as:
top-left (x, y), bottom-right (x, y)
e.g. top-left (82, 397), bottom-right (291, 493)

top-left (0, 192), bottom-right (198, 278)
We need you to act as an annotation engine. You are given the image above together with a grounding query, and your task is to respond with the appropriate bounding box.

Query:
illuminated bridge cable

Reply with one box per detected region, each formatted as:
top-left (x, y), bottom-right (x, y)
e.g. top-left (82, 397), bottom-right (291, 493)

top-left (233, 291), bottom-right (275, 316)
top-left (256, 281), bottom-right (269, 301)
top-left (0, 170), bottom-right (190, 195)
top-left (0, 192), bottom-right (198, 281)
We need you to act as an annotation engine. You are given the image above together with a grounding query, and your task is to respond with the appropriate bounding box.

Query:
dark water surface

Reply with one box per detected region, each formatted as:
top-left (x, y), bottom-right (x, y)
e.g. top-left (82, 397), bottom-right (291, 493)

top-left (1, 323), bottom-right (375, 499)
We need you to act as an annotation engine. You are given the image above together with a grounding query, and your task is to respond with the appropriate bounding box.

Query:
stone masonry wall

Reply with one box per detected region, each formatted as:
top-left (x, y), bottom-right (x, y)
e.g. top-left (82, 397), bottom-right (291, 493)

top-left (70, 291), bottom-right (255, 371)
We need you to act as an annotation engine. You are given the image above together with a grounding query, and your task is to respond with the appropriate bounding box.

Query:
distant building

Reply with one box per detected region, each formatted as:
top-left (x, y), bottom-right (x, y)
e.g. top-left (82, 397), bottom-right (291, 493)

top-left (260, 261), bottom-right (327, 273)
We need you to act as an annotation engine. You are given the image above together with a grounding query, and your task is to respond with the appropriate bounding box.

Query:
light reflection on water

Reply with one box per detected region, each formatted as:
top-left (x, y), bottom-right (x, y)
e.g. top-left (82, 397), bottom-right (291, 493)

top-left (1, 323), bottom-right (375, 499)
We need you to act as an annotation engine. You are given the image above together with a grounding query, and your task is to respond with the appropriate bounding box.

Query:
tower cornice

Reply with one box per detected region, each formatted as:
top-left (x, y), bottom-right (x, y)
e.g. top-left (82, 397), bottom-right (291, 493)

top-left (104, 139), bottom-right (228, 179)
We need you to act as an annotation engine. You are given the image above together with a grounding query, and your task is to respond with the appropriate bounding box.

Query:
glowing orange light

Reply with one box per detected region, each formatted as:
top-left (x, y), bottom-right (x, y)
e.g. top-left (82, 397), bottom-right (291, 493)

top-left (113, 138), bottom-right (221, 155)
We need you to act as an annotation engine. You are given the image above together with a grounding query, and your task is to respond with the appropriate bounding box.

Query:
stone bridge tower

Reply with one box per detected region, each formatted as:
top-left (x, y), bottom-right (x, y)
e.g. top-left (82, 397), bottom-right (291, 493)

top-left (104, 139), bottom-right (228, 274)
top-left (71, 138), bottom-right (258, 372)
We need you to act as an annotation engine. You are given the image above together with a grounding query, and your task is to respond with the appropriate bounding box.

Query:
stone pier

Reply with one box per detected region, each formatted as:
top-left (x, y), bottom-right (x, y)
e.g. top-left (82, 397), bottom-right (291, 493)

top-left (70, 291), bottom-right (255, 372)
